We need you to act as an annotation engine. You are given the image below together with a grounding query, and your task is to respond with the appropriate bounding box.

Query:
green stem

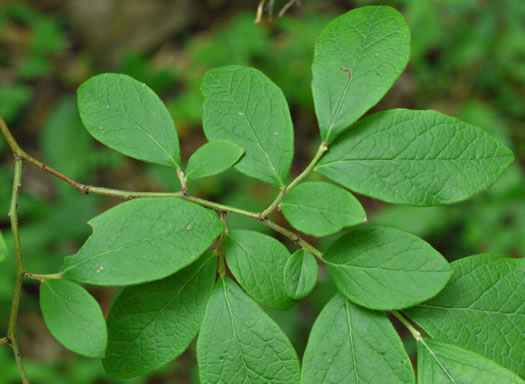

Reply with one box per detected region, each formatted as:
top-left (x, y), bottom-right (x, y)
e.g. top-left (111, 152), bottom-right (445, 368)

top-left (182, 196), bottom-right (260, 219)
top-left (260, 142), bottom-right (328, 218)
top-left (176, 168), bottom-right (187, 194)
top-left (391, 310), bottom-right (422, 341)
top-left (261, 219), bottom-right (324, 261)
top-left (24, 273), bottom-right (62, 282)
top-left (7, 158), bottom-right (29, 384)
top-left (1, 114), bottom-right (325, 278)
top-left (89, 186), bottom-right (183, 199)
top-left (0, 337), bottom-right (7, 346)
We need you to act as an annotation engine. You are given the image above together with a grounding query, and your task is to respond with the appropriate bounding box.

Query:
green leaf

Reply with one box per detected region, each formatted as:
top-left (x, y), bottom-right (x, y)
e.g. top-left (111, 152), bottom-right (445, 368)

top-left (202, 65), bottom-right (294, 187)
top-left (185, 140), bottom-right (244, 180)
top-left (405, 254), bottom-right (525, 374)
top-left (280, 181), bottom-right (366, 237)
top-left (0, 230), bottom-right (8, 262)
top-left (418, 339), bottom-right (525, 384)
top-left (224, 230), bottom-right (294, 309)
top-left (77, 73), bottom-right (181, 168)
top-left (302, 294), bottom-right (415, 384)
top-left (39, 279), bottom-right (107, 357)
top-left (317, 109), bottom-right (515, 206)
top-left (324, 226), bottom-right (451, 310)
top-left (312, 6), bottom-right (410, 143)
top-left (103, 253), bottom-right (217, 378)
top-left (61, 198), bottom-right (224, 286)
top-left (284, 250), bottom-right (318, 300)
top-left (197, 277), bottom-right (300, 383)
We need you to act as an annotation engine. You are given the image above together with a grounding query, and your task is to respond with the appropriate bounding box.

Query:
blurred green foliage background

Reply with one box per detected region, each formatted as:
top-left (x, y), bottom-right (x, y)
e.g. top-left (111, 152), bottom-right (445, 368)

top-left (0, 0), bottom-right (524, 382)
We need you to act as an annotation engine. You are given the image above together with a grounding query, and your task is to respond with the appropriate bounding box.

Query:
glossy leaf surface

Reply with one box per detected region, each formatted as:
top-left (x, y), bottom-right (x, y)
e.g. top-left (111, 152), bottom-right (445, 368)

top-left (317, 109), bottom-right (514, 206)
top-left (324, 226), bottom-right (451, 310)
top-left (281, 181), bottom-right (366, 237)
top-left (224, 230), bottom-right (294, 309)
top-left (197, 277), bottom-right (300, 383)
top-left (185, 140), bottom-right (244, 180)
top-left (103, 254), bottom-right (217, 378)
top-left (78, 73), bottom-right (181, 167)
top-left (202, 65), bottom-right (294, 187)
top-left (284, 250), bottom-right (318, 300)
top-left (302, 294), bottom-right (415, 384)
top-left (40, 279), bottom-right (107, 357)
top-left (418, 339), bottom-right (524, 384)
top-left (312, 6), bottom-right (410, 142)
top-left (61, 198), bottom-right (224, 286)
top-left (405, 254), bottom-right (525, 374)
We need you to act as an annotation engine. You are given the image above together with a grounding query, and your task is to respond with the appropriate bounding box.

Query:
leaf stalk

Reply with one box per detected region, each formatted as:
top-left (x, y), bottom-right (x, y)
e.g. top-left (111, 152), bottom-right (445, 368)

top-left (391, 310), bottom-right (423, 341)
top-left (260, 141), bottom-right (328, 218)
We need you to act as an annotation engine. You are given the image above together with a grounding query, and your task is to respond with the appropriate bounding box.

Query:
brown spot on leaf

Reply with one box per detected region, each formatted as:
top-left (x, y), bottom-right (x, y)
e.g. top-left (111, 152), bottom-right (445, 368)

top-left (339, 67), bottom-right (352, 80)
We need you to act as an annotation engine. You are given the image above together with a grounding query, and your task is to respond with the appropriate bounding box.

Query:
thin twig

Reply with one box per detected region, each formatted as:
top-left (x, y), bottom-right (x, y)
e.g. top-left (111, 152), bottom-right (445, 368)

top-left (260, 141), bottom-right (328, 218)
top-left (24, 273), bottom-right (62, 282)
top-left (261, 218), bottom-right (324, 261)
top-left (279, 0), bottom-right (300, 17)
top-left (267, 0), bottom-right (275, 20)
top-left (7, 157), bottom-right (29, 384)
top-left (0, 113), bottom-right (324, 262)
top-left (255, 0), bottom-right (266, 23)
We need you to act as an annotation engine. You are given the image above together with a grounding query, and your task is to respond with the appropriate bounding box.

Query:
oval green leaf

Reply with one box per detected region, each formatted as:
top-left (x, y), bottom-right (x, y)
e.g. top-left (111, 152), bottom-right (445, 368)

top-left (405, 254), bottom-right (525, 375)
top-left (185, 140), bottom-right (244, 181)
top-left (313, 6), bottom-right (410, 143)
top-left (224, 229), bottom-right (294, 309)
top-left (197, 277), bottom-right (300, 384)
top-left (324, 226), bottom-right (452, 310)
top-left (317, 109), bottom-right (515, 206)
top-left (284, 250), bottom-right (318, 300)
top-left (280, 181), bottom-right (366, 237)
top-left (103, 253), bottom-right (217, 378)
top-left (61, 198), bottom-right (224, 286)
top-left (202, 65), bottom-right (294, 187)
top-left (418, 339), bottom-right (525, 384)
top-left (302, 293), bottom-right (415, 384)
top-left (40, 279), bottom-right (107, 357)
top-left (78, 73), bottom-right (181, 168)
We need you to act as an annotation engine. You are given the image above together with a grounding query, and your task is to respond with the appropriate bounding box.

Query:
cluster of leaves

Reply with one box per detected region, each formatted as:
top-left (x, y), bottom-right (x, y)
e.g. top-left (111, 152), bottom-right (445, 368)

top-left (3, 5), bottom-right (524, 383)
top-left (116, 3), bottom-right (525, 261)
top-left (362, 0), bottom-right (525, 259)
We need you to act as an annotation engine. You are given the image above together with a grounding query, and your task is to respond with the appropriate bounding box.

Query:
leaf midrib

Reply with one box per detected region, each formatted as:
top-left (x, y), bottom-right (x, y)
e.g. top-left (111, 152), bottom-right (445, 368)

top-left (415, 304), bottom-right (525, 317)
top-left (318, 155), bottom-right (513, 169)
top-left (420, 340), bottom-right (458, 384)
top-left (62, 229), bottom-right (188, 274)
top-left (210, 72), bottom-right (284, 186)
top-left (324, 7), bottom-right (380, 142)
top-left (114, 254), bottom-right (214, 353)
top-left (86, 92), bottom-right (179, 168)
top-left (344, 300), bottom-right (361, 384)
top-left (222, 279), bottom-right (259, 384)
